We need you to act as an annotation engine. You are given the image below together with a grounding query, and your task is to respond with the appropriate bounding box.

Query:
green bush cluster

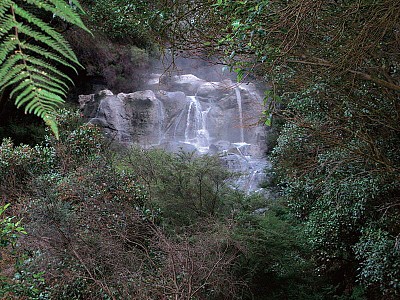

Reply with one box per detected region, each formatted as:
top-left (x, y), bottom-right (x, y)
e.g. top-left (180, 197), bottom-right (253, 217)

top-left (81, 0), bottom-right (154, 46)
top-left (119, 148), bottom-right (234, 227)
top-left (272, 79), bottom-right (400, 298)
top-left (0, 204), bottom-right (49, 299)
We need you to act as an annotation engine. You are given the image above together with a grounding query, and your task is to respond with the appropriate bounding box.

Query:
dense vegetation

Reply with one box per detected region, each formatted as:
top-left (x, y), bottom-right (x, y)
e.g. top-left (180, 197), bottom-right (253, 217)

top-left (0, 110), bottom-right (325, 299)
top-left (148, 0), bottom-right (400, 298)
top-left (1, 0), bottom-right (399, 299)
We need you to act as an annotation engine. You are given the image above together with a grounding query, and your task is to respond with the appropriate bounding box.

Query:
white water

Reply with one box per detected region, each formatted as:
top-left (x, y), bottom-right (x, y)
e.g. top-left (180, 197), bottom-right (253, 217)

top-left (85, 74), bottom-right (268, 193)
top-left (184, 96), bottom-right (210, 152)
top-left (235, 87), bottom-right (245, 143)
top-left (155, 98), bottom-right (166, 144)
top-left (147, 76), bottom-right (267, 192)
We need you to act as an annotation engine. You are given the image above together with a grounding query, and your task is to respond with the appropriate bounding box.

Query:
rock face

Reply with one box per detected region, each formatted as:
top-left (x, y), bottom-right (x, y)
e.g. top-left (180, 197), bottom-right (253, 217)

top-left (80, 73), bottom-right (269, 192)
top-left (80, 74), bottom-right (266, 153)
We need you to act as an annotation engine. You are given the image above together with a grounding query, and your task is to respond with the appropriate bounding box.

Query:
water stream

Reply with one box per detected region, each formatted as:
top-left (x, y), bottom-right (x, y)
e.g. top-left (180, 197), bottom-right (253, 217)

top-left (184, 96), bottom-right (210, 153)
top-left (235, 87), bottom-right (245, 143)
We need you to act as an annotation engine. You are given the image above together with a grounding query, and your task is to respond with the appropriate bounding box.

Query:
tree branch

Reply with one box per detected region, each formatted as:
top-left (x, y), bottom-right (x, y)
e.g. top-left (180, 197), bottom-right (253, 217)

top-left (287, 59), bottom-right (400, 91)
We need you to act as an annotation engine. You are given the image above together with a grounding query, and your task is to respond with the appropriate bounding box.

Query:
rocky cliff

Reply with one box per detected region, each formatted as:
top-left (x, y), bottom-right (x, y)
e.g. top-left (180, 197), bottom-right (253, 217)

top-left (79, 73), bottom-right (266, 158)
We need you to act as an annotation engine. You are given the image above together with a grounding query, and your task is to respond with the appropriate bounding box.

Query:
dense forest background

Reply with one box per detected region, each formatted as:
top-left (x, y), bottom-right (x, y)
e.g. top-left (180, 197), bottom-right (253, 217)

top-left (0, 0), bottom-right (399, 299)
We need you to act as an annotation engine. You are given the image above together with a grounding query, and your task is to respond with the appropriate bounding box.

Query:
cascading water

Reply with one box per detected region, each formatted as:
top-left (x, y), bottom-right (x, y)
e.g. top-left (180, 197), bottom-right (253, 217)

top-left (184, 96), bottom-right (210, 153)
top-left (235, 87), bottom-right (245, 143)
top-left (154, 98), bottom-right (166, 144)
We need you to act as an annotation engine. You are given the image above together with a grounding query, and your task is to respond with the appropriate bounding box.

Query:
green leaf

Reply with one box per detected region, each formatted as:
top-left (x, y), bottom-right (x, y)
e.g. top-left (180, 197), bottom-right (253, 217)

top-left (234, 67), bottom-right (245, 82)
top-left (44, 114), bottom-right (59, 139)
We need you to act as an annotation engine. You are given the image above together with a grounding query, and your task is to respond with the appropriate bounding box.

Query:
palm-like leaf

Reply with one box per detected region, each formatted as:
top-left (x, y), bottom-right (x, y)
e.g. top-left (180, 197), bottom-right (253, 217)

top-left (0, 0), bottom-right (89, 138)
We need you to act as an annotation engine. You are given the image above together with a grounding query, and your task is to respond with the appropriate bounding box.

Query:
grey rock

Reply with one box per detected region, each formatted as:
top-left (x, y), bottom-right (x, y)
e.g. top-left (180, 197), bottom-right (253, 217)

top-left (157, 141), bottom-right (197, 154)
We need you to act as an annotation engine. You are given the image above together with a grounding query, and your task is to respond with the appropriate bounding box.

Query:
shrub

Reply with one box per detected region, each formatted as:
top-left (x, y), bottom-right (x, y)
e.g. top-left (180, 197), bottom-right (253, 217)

top-left (44, 109), bottom-right (104, 173)
top-left (119, 147), bottom-right (235, 227)
top-left (0, 204), bottom-right (48, 299)
top-left (272, 80), bottom-right (400, 297)
top-left (0, 139), bottom-right (55, 192)
top-left (231, 199), bottom-right (330, 300)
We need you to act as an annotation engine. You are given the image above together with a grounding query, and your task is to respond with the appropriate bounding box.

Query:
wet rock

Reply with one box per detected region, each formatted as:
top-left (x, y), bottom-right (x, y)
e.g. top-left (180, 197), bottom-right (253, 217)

top-left (157, 141), bottom-right (197, 153)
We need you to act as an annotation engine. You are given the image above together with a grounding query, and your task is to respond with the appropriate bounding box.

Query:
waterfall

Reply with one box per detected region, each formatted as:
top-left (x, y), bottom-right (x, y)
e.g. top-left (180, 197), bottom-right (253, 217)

top-left (235, 87), bottom-right (244, 143)
top-left (154, 98), bottom-right (166, 144)
top-left (184, 96), bottom-right (210, 152)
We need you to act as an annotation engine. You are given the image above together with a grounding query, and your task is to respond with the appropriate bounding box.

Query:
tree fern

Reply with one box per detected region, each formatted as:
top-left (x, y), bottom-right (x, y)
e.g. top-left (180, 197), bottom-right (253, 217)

top-left (0, 0), bottom-right (89, 138)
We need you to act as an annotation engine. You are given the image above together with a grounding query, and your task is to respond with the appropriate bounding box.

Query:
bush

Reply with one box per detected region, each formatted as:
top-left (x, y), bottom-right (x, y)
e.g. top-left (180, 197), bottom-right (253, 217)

top-left (119, 147), bottom-right (235, 227)
top-left (272, 80), bottom-right (400, 298)
top-left (231, 199), bottom-right (330, 300)
top-left (0, 139), bottom-right (55, 193)
top-left (0, 204), bottom-right (48, 299)
top-left (1, 106), bottom-right (359, 299)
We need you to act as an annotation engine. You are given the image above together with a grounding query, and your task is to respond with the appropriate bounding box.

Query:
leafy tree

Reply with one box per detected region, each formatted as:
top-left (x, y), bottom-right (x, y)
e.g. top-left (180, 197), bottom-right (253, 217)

top-left (80, 0), bottom-right (155, 46)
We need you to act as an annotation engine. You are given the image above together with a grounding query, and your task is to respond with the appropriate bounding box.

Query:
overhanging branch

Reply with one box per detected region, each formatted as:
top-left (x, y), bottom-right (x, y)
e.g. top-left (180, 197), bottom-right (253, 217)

top-left (287, 59), bottom-right (400, 91)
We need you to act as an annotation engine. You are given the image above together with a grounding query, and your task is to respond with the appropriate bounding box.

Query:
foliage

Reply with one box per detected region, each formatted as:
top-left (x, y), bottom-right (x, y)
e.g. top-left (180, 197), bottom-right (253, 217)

top-left (149, 0), bottom-right (400, 298)
top-left (232, 199), bottom-right (330, 300)
top-left (150, 0), bottom-right (400, 125)
top-left (354, 227), bottom-right (400, 293)
top-left (0, 110), bottom-right (250, 299)
top-left (80, 0), bottom-right (154, 46)
top-left (0, 0), bottom-right (89, 137)
top-left (116, 148), bottom-right (336, 298)
top-left (0, 203), bottom-right (26, 248)
top-left (64, 29), bottom-right (153, 92)
top-left (1, 107), bottom-right (332, 298)
top-left (0, 138), bottom-right (55, 193)
top-left (119, 147), bottom-right (234, 228)
top-left (271, 82), bottom-right (400, 297)
top-left (0, 204), bottom-right (48, 299)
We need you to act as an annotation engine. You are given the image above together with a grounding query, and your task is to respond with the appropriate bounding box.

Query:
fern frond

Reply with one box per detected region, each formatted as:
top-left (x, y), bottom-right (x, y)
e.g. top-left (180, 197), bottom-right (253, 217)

top-left (22, 43), bottom-right (78, 71)
top-left (2, 69), bottom-right (30, 89)
top-left (69, 0), bottom-right (85, 13)
top-left (0, 0), bottom-right (90, 138)
top-left (0, 54), bottom-right (23, 82)
top-left (0, 39), bottom-right (19, 63)
top-left (27, 71), bottom-right (69, 92)
top-left (0, 15), bottom-right (14, 40)
top-left (25, 56), bottom-right (74, 85)
top-left (24, 0), bottom-right (89, 32)
top-left (5, 68), bottom-right (67, 97)
top-left (14, 4), bottom-right (78, 61)
top-left (0, 1), bottom-right (12, 11)
top-left (17, 23), bottom-right (79, 64)
top-left (15, 85), bottom-right (34, 107)
top-left (25, 90), bottom-right (64, 114)
top-left (10, 76), bottom-right (66, 99)
top-left (16, 88), bottom-right (63, 113)
top-left (43, 114), bottom-right (59, 139)
top-left (0, 63), bottom-right (26, 87)
top-left (10, 79), bottom-right (32, 98)
top-left (32, 82), bottom-right (67, 97)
